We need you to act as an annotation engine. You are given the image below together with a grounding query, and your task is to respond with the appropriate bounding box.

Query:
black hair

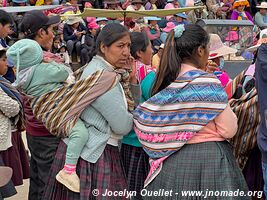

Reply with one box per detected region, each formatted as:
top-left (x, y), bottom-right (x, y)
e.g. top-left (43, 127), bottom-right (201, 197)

top-left (53, 35), bottom-right (62, 42)
top-left (20, 24), bottom-right (50, 40)
top-left (0, 50), bottom-right (6, 59)
top-left (130, 32), bottom-right (150, 60)
top-left (0, 10), bottom-right (13, 26)
top-left (96, 23), bottom-right (129, 55)
top-left (152, 24), bottom-right (209, 95)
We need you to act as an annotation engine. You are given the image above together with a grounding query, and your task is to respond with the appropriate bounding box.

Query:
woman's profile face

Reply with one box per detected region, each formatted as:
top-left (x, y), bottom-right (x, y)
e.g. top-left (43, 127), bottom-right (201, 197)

top-left (138, 42), bottom-right (153, 65)
top-left (101, 34), bottom-right (131, 68)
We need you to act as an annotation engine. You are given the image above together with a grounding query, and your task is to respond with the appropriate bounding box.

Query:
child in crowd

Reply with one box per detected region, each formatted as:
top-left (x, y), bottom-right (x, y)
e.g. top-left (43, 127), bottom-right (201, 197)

top-left (58, 44), bottom-right (71, 65)
top-left (52, 35), bottom-right (61, 54)
top-left (0, 47), bottom-right (8, 77)
top-left (52, 36), bottom-right (71, 65)
top-left (7, 39), bottom-right (88, 193)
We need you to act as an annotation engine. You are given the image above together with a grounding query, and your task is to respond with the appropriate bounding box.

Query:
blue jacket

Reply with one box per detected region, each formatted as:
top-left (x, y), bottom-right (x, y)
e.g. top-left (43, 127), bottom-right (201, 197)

top-left (63, 22), bottom-right (87, 42)
top-left (255, 44), bottom-right (267, 162)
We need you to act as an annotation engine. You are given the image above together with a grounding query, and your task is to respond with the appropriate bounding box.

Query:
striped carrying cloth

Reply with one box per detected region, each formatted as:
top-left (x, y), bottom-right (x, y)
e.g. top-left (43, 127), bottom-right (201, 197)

top-left (30, 69), bottom-right (119, 138)
top-left (133, 70), bottom-right (228, 187)
top-left (226, 69), bottom-right (259, 169)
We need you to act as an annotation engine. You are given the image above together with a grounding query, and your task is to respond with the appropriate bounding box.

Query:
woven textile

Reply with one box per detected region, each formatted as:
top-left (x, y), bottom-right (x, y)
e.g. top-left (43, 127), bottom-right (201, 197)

top-left (30, 69), bottom-right (119, 137)
top-left (144, 141), bottom-right (249, 200)
top-left (43, 141), bottom-right (127, 200)
top-left (120, 144), bottom-right (149, 199)
top-left (133, 70), bottom-right (228, 187)
top-left (227, 69), bottom-right (259, 169)
top-left (120, 70), bottom-right (135, 112)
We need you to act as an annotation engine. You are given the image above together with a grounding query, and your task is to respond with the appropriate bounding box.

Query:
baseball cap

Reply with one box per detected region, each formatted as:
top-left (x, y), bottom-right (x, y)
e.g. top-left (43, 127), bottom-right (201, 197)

top-left (20, 10), bottom-right (60, 36)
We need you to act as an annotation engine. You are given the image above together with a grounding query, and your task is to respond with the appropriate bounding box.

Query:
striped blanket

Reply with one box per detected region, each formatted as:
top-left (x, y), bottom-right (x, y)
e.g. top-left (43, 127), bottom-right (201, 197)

top-left (30, 69), bottom-right (119, 138)
top-left (133, 70), bottom-right (228, 187)
top-left (227, 69), bottom-right (259, 169)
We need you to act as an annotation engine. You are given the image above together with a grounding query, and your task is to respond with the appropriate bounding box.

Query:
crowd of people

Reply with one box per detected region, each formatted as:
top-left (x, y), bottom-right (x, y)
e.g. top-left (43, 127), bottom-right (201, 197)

top-left (0, 0), bottom-right (267, 199)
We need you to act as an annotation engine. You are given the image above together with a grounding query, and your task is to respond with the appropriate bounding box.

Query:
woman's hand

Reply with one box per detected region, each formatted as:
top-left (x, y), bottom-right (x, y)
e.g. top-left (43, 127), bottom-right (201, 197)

top-left (128, 57), bottom-right (138, 84)
top-left (206, 60), bottom-right (218, 73)
top-left (125, 56), bottom-right (135, 71)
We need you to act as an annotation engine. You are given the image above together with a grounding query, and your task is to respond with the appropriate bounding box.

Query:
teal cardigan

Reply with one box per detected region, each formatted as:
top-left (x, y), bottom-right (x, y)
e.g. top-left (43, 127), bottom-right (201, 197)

top-left (122, 71), bottom-right (156, 147)
top-left (64, 55), bottom-right (133, 163)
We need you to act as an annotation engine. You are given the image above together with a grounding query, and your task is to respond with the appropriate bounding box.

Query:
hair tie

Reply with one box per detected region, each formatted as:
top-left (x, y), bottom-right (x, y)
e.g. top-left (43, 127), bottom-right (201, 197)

top-left (174, 24), bottom-right (185, 39)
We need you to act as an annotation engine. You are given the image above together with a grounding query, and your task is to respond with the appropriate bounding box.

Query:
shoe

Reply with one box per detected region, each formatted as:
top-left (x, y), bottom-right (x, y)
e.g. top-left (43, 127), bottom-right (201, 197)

top-left (56, 169), bottom-right (80, 193)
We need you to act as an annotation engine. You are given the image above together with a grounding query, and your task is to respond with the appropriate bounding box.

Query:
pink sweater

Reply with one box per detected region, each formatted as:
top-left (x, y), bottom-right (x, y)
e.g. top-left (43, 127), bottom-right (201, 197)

top-left (142, 26), bottom-right (160, 40)
top-left (179, 64), bottom-right (238, 144)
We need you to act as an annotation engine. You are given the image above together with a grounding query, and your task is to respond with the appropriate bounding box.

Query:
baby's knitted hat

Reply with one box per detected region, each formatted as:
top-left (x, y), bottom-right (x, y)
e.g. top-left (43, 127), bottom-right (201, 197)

top-left (7, 39), bottom-right (43, 73)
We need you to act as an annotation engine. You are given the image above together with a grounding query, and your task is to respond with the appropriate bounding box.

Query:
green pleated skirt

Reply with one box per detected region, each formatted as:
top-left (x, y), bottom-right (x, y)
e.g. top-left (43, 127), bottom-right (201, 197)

top-left (144, 141), bottom-right (250, 200)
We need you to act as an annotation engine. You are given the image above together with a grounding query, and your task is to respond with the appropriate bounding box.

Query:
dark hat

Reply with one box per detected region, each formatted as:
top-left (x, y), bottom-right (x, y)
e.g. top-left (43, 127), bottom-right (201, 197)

top-left (20, 10), bottom-right (60, 36)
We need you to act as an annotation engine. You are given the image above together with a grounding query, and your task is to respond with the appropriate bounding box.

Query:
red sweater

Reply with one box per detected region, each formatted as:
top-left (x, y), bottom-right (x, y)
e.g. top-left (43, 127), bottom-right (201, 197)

top-left (21, 95), bottom-right (51, 137)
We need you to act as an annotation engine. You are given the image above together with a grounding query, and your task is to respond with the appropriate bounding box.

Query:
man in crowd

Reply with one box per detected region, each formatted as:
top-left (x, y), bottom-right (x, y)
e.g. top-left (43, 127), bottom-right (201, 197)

top-left (19, 10), bottom-right (61, 200)
top-left (0, 10), bottom-right (16, 83)
top-left (255, 34), bottom-right (267, 200)
top-left (255, 2), bottom-right (267, 29)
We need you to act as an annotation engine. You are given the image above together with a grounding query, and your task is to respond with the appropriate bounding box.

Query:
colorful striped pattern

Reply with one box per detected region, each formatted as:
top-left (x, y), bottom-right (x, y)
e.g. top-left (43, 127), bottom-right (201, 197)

top-left (133, 70), bottom-right (228, 187)
top-left (228, 69), bottom-right (259, 169)
top-left (30, 69), bottom-right (119, 138)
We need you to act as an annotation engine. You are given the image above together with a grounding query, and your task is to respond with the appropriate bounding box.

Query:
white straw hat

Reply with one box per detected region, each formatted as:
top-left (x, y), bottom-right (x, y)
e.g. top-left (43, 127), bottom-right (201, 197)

top-left (246, 29), bottom-right (267, 52)
top-left (209, 34), bottom-right (237, 59)
top-left (256, 2), bottom-right (267, 9)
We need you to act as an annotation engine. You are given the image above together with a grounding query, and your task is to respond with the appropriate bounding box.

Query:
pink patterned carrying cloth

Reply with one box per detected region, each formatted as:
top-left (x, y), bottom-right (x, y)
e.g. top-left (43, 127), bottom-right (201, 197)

top-left (135, 60), bottom-right (155, 83)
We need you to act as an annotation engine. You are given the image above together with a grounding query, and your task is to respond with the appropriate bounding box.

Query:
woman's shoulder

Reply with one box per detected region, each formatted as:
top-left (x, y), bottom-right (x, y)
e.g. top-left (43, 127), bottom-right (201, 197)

top-left (81, 56), bottom-right (109, 78)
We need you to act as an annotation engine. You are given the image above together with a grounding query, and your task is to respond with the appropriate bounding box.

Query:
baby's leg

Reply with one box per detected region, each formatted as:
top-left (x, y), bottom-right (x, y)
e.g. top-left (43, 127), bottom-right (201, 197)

top-left (65, 119), bottom-right (88, 167)
top-left (56, 119), bottom-right (88, 193)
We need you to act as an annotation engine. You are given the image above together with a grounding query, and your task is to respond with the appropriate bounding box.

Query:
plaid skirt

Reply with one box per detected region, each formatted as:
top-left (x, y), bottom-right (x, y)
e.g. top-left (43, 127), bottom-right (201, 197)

top-left (0, 131), bottom-right (30, 186)
top-left (120, 144), bottom-right (149, 200)
top-left (145, 141), bottom-right (249, 200)
top-left (43, 141), bottom-right (128, 200)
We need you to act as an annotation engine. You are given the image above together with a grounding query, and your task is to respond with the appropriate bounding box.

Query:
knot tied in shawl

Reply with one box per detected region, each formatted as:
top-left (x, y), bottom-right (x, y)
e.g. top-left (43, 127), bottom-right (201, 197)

top-left (133, 70), bottom-right (228, 187)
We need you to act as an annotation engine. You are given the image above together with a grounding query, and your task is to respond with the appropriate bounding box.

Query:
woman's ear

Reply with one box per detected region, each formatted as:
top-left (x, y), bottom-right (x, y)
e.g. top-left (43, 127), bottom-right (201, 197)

top-left (136, 50), bottom-right (142, 60)
top-left (100, 42), bottom-right (105, 55)
top-left (37, 28), bottom-right (45, 38)
top-left (197, 46), bottom-right (205, 57)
